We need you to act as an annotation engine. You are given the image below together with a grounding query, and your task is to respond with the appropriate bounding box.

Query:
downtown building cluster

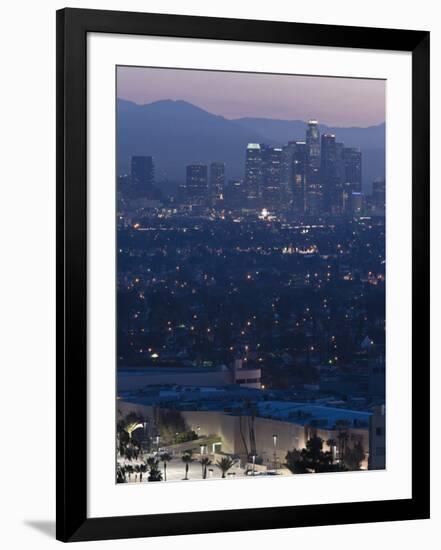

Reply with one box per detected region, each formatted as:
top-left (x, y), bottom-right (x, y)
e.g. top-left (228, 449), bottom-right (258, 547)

top-left (127, 120), bottom-right (385, 217)
top-left (239, 121), bottom-right (363, 215)
top-left (180, 120), bottom-right (367, 215)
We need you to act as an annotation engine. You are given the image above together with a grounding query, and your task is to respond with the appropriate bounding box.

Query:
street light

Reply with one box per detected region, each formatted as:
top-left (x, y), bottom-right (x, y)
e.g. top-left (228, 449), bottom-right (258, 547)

top-left (273, 434), bottom-right (278, 469)
top-left (252, 454), bottom-right (256, 476)
top-left (142, 420), bottom-right (149, 455)
top-left (200, 445), bottom-right (207, 478)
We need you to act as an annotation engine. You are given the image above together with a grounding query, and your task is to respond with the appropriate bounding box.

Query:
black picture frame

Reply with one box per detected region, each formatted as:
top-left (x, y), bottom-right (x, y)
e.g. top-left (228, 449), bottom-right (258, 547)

top-left (56, 7), bottom-right (430, 543)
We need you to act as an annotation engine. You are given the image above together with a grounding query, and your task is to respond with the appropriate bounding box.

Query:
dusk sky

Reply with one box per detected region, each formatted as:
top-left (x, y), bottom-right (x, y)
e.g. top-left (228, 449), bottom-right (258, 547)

top-left (117, 66), bottom-right (385, 127)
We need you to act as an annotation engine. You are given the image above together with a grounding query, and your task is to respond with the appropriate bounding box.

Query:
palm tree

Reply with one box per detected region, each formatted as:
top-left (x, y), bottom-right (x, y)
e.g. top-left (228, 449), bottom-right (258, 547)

top-left (125, 421), bottom-right (143, 441)
top-left (116, 464), bottom-right (126, 483)
top-left (146, 457), bottom-right (163, 482)
top-left (216, 456), bottom-right (235, 479)
top-left (200, 456), bottom-right (212, 479)
top-left (139, 462), bottom-right (148, 482)
top-left (160, 452), bottom-right (172, 482)
top-left (125, 463), bottom-right (135, 482)
top-left (146, 456), bottom-right (157, 469)
top-left (181, 451), bottom-right (194, 480)
top-left (134, 464), bottom-right (140, 482)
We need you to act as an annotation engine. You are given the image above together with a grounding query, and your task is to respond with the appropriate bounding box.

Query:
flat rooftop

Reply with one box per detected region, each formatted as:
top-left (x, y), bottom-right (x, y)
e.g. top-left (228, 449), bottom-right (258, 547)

top-left (256, 401), bottom-right (371, 427)
top-left (120, 387), bottom-right (372, 430)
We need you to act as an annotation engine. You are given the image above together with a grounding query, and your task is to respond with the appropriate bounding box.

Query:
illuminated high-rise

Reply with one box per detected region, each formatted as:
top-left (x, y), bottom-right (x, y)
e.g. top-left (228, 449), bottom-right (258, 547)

top-left (261, 146), bottom-right (283, 208)
top-left (186, 164), bottom-right (208, 204)
top-left (305, 120), bottom-right (321, 214)
top-left (292, 141), bottom-right (307, 214)
top-left (209, 162), bottom-right (225, 205)
top-left (342, 147), bottom-right (362, 192)
top-left (321, 134), bottom-right (341, 213)
top-left (342, 147), bottom-right (362, 213)
top-left (245, 143), bottom-right (263, 203)
top-left (281, 141), bottom-right (297, 202)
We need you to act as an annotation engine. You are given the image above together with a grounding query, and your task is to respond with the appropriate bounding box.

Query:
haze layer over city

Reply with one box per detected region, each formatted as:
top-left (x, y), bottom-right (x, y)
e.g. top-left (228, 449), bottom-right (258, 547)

top-left (116, 66), bottom-right (386, 484)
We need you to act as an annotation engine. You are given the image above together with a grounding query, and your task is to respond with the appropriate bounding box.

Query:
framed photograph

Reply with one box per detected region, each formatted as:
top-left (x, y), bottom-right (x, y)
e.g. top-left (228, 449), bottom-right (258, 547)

top-left (56, 8), bottom-right (430, 542)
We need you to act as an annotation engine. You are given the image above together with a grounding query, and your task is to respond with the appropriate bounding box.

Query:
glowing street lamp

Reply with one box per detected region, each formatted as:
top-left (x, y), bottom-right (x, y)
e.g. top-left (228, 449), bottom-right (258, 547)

top-left (273, 434), bottom-right (278, 469)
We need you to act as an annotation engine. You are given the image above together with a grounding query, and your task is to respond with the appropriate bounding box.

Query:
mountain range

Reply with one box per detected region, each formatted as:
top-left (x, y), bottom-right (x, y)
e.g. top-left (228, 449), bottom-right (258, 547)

top-left (117, 99), bottom-right (385, 194)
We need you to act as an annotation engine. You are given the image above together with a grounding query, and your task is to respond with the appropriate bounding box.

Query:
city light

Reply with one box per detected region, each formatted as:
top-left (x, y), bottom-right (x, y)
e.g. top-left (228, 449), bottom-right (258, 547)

top-left (116, 89), bottom-right (386, 484)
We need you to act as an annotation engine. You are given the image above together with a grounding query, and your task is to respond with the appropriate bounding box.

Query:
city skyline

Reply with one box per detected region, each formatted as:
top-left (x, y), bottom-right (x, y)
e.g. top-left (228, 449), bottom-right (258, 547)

top-left (117, 66), bottom-right (385, 127)
top-left (116, 67), bottom-right (386, 484)
top-left (127, 121), bottom-right (371, 217)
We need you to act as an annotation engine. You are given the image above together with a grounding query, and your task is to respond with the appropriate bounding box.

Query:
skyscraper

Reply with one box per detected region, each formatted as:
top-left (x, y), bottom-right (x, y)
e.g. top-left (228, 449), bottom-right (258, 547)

top-left (306, 120), bottom-right (320, 165)
top-left (305, 120), bottom-right (321, 214)
top-left (245, 143), bottom-right (263, 203)
top-left (342, 147), bottom-right (362, 213)
top-left (372, 178), bottom-right (385, 214)
top-left (281, 141), bottom-right (297, 203)
top-left (321, 134), bottom-right (342, 214)
top-left (261, 146), bottom-right (283, 208)
top-left (209, 162), bottom-right (225, 205)
top-left (186, 164), bottom-right (208, 204)
top-left (225, 179), bottom-right (245, 208)
top-left (292, 142), bottom-right (307, 214)
top-left (131, 155), bottom-right (155, 186)
top-left (342, 147), bottom-right (362, 192)
top-left (335, 141), bottom-right (346, 213)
